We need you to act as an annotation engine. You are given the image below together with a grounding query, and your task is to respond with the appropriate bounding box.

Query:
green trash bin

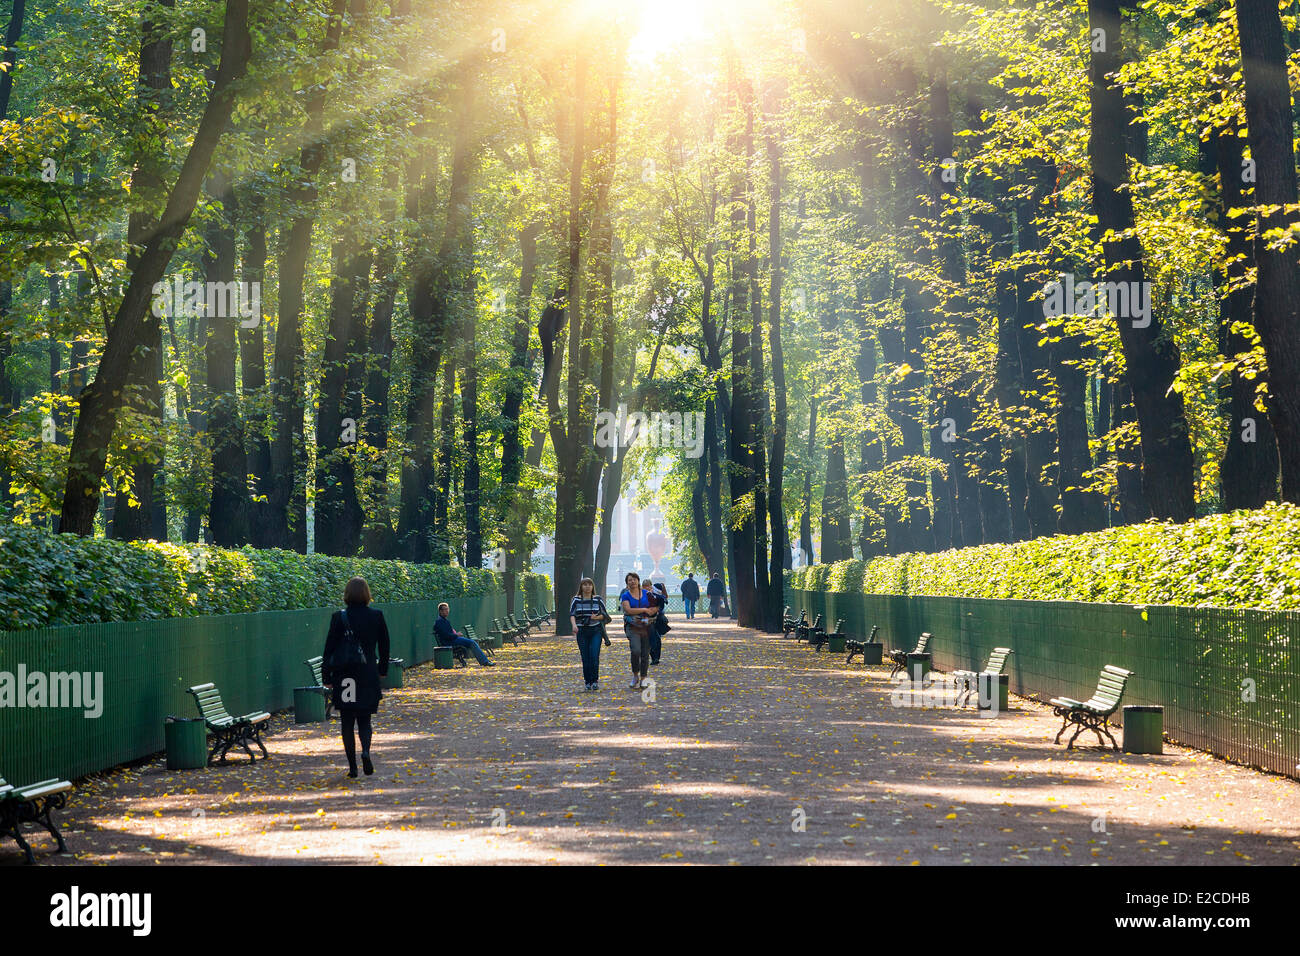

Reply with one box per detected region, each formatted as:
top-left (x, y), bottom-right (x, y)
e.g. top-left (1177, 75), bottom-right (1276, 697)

top-left (294, 686), bottom-right (327, 724)
top-left (827, 635), bottom-right (847, 654)
top-left (977, 672), bottom-right (1009, 713)
top-left (1123, 705), bottom-right (1164, 754)
top-left (433, 645), bottom-right (455, 669)
top-left (382, 658), bottom-right (406, 689)
top-left (859, 641), bottom-right (883, 664)
top-left (165, 716), bottom-right (208, 770)
top-left (906, 652), bottom-right (931, 684)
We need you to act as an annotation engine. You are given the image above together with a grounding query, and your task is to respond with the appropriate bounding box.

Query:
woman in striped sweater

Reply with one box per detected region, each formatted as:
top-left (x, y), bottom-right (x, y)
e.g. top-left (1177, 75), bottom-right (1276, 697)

top-left (570, 578), bottom-right (610, 693)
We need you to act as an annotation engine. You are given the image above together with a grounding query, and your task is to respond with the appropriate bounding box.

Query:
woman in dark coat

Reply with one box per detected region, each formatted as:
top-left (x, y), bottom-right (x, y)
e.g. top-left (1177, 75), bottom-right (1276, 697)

top-left (321, 577), bottom-right (390, 777)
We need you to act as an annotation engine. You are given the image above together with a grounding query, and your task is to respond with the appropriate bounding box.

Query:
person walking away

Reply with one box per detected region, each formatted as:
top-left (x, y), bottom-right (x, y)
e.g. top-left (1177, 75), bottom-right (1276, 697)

top-left (322, 576), bottom-right (390, 778)
top-left (620, 572), bottom-right (655, 689)
top-left (570, 578), bottom-right (609, 692)
top-left (681, 573), bottom-right (700, 619)
top-left (706, 572), bottom-right (725, 618)
top-left (434, 603), bottom-right (496, 666)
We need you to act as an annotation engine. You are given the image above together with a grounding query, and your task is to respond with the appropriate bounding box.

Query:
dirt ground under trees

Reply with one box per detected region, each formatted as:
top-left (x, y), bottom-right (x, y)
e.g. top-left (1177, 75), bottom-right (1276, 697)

top-left (14, 618), bottom-right (1300, 866)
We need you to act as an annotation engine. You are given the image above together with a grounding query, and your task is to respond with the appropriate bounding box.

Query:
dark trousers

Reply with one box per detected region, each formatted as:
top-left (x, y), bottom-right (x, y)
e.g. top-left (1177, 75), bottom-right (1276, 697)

top-left (649, 628), bottom-right (662, 664)
top-left (340, 712), bottom-right (372, 770)
top-left (576, 627), bottom-right (602, 684)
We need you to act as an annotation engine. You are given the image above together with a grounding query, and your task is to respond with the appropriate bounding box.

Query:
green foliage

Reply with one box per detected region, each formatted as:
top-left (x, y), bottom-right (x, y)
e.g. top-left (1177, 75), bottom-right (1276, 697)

top-left (790, 502), bottom-right (1300, 610)
top-left (0, 527), bottom-right (549, 630)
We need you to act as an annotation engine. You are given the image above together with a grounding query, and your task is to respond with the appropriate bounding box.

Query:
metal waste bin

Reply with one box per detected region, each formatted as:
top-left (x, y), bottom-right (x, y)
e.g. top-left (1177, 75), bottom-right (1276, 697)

top-left (827, 635), bottom-right (847, 654)
top-left (165, 716), bottom-right (207, 770)
top-left (433, 646), bottom-right (455, 669)
top-left (1123, 705), bottom-right (1164, 754)
top-left (906, 652), bottom-right (931, 684)
top-left (978, 672), bottom-right (1009, 713)
top-left (382, 658), bottom-right (406, 689)
top-left (858, 641), bottom-right (883, 664)
top-left (294, 686), bottom-right (327, 724)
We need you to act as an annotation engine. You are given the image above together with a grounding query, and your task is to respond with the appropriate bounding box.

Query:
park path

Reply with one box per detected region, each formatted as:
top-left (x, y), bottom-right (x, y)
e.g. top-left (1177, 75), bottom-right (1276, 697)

top-left (16, 616), bottom-right (1300, 865)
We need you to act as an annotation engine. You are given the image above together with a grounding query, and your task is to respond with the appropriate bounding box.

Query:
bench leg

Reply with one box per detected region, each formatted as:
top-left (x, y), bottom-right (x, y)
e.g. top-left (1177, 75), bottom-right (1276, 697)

top-left (1096, 717), bottom-right (1118, 750)
top-left (1053, 713), bottom-right (1071, 745)
top-left (1066, 718), bottom-right (1089, 750)
top-left (33, 795), bottom-right (68, 854)
top-left (250, 726), bottom-right (269, 759)
top-left (9, 824), bottom-right (36, 865)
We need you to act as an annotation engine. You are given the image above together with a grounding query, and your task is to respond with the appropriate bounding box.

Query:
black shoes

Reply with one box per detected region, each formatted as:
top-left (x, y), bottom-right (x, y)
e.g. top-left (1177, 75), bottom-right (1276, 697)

top-left (362, 754), bottom-right (374, 776)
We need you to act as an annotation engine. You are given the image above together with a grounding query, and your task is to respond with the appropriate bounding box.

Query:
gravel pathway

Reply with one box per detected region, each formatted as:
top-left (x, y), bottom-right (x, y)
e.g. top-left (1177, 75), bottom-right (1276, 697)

top-left (16, 617), bottom-right (1300, 865)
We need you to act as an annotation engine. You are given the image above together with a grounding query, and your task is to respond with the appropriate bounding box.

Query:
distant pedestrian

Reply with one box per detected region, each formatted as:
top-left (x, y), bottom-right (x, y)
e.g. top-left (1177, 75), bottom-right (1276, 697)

top-left (322, 577), bottom-right (390, 778)
top-left (681, 573), bottom-right (700, 619)
top-left (706, 572), bottom-right (726, 618)
top-left (434, 603), bottom-right (495, 666)
top-left (570, 577), bottom-right (610, 693)
top-left (620, 572), bottom-right (656, 689)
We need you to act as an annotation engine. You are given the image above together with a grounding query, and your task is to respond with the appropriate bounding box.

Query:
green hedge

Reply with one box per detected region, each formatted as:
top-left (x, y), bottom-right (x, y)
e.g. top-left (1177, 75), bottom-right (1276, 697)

top-left (787, 502), bottom-right (1300, 610)
top-left (0, 527), bottom-right (551, 630)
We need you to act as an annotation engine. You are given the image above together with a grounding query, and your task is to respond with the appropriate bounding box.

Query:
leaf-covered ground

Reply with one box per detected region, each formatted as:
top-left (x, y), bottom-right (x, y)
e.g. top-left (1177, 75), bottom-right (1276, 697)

top-left (12, 618), bottom-right (1300, 865)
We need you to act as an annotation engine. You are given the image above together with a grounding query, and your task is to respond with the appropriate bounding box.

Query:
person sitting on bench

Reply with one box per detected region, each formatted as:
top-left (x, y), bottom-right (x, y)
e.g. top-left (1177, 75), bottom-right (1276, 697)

top-left (434, 603), bottom-right (495, 666)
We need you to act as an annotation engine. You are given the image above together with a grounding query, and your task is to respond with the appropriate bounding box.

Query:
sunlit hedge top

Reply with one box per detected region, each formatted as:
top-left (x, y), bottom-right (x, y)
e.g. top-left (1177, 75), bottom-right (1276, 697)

top-left (787, 503), bottom-right (1300, 611)
top-left (0, 527), bottom-right (551, 631)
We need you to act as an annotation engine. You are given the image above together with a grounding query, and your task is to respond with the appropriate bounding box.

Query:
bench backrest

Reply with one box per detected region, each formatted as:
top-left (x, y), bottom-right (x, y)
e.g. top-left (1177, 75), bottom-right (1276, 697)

top-left (868, 625), bottom-right (880, 642)
top-left (832, 619), bottom-right (846, 634)
top-left (465, 625), bottom-right (479, 641)
top-left (984, 647), bottom-right (1013, 674)
top-left (1085, 665), bottom-right (1133, 714)
top-left (188, 683), bottom-right (235, 726)
top-left (304, 656), bottom-right (324, 685)
top-left (914, 632), bottom-right (931, 654)
top-left (809, 614), bottom-right (823, 630)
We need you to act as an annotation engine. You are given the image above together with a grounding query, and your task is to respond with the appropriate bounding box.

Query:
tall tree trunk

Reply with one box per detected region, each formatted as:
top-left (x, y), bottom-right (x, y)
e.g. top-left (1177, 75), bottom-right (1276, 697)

top-left (800, 397), bottom-right (817, 564)
top-left (765, 115), bottom-right (789, 624)
top-left (58, 0), bottom-right (251, 535)
top-left (268, 0), bottom-right (349, 551)
top-left (1208, 117), bottom-right (1279, 507)
top-left (240, 194), bottom-right (273, 546)
top-left (549, 49), bottom-right (592, 635)
top-left (398, 66), bottom-right (476, 562)
top-left (204, 165), bottom-right (250, 546)
top-left (1233, 0), bottom-right (1300, 502)
top-left (1089, 0), bottom-right (1195, 520)
top-left (111, 0), bottom-right (174, 541)
top-left (359, 174), bottom-right (401, 558)
top-left (726, 63), bottom-right (759, 627)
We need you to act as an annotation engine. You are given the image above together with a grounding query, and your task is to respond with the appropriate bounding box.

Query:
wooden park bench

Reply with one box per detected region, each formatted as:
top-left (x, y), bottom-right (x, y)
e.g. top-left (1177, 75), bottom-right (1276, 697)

top-left (784, 608), bottom-right (807, 639)
top-left (523, 607), bottom-right (546, 630)
top-left (796, 613), bottom-right (823, 645)
top-left (846, 625), bottom-right (881, 664)
top-left (1049, 665), bottom-right (1134, 750)
top-left (952, 647), bottom-right (1013, 707)
top-left (303, 655), bottom-right (334, 719)
top-left (888, 631), bottom-right (932, 679)
top-left (490, 618), bottom-right (524, 646)
top-left (187, 682), bottom-right (271, 764)
top-left (810, 618), bottom-right (845, 652)
top-left (1, 771), bottom-right (73, 864)
top-left (504, 613), bottom-right (530, 643)
top-left (464, 623), bottom-right (495, 656)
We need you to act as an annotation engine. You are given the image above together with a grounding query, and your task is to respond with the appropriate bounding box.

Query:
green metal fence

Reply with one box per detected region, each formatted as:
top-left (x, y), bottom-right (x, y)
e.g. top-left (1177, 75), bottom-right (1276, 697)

top-left (787, 587), bottom-right (1300, 780)
top-left (0, 593), bottom-right (520, 786)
